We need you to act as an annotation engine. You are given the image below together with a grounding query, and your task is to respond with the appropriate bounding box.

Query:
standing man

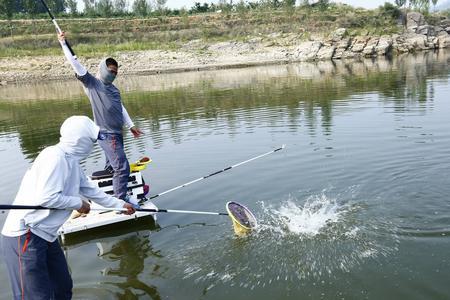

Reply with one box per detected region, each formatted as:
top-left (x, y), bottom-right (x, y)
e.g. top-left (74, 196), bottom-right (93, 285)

top-left (58, 32), bottom-right (143, 203)
top-left (1, 116), bottom-right (135, 300)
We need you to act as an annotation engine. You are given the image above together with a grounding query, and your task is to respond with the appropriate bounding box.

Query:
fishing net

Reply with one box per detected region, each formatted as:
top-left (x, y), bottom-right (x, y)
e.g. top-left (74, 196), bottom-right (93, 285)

top-left (226, 201), bottom-right (257, 236)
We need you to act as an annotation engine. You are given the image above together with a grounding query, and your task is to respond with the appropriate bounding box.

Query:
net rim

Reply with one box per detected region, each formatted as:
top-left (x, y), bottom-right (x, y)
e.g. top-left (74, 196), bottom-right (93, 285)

top-left (225, 201), bottom-right (258, 229)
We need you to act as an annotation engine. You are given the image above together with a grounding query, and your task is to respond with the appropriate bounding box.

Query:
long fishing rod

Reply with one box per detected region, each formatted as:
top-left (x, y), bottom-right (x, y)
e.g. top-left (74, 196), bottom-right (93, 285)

top-left (148, 144), bottom-right (286, 200)
top-left (0, 205), bottom-right (228, 216)
top-left (39, 0), bottom-right (77, 57)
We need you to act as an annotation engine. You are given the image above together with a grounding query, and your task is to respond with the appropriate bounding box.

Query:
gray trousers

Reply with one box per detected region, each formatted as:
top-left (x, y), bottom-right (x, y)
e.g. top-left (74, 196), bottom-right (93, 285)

top-left (98, 132), bottom-right (130, 200)
top-left (1, 232), bottom-right (73, 300)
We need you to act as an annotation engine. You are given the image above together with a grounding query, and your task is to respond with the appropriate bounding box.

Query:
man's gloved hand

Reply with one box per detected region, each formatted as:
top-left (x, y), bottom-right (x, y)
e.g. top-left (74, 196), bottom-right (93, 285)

top-left (123, 203), bottom-right (136, 215)
top-left (77, 200), bottom-right (91, 214)
top-left (57, 31), bottom-right (66, 42)
top-left (130, 126), bottom-right (143, 138)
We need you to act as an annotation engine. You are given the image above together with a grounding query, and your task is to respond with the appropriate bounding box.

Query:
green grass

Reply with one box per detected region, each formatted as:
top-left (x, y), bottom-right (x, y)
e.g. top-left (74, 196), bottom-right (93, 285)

top-left (0, 40), bottom-right (180, 58)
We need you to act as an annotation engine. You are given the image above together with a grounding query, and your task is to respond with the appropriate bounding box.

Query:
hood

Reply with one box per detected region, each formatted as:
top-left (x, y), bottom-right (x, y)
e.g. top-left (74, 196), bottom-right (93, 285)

top-left (58, 116), bottom-right (100, 160)
top-left (97, 58), bottom-right (116, 84)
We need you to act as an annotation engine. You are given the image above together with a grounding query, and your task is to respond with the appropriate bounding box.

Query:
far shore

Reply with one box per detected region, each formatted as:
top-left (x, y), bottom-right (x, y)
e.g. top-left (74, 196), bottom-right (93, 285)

top-left (2, 11), bottom-right (450, 86)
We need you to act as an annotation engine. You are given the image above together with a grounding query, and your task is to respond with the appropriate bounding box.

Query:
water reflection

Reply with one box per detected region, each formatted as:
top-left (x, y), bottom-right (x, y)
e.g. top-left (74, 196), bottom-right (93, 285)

top-left (0, 51), bottom-right (447, 160)
top-left (63, 219), bottom-right (163, 300)
top-left (99, 234), bottom-right (162, 300)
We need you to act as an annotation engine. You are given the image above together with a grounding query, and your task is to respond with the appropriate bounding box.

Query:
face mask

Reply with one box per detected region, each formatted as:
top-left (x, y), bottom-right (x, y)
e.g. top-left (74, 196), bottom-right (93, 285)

top-left (98, 58), bottom-right (117, 84)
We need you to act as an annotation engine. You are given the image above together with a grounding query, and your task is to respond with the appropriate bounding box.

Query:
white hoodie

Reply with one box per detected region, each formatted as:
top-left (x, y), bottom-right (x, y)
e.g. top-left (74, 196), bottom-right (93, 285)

top-left (1, 116), bottom-right (126, 242)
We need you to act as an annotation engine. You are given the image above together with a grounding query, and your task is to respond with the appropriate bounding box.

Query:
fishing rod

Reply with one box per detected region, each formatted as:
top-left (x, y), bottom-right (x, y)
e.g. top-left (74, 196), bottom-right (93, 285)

top-left (0, 205), bottom-right (228, 216)
top-left (0, 202), bottom-right (258, 235)
top-left (148, 144), bottom-right (286, 200)
top-left (39, 0), bottom-right (77, 57)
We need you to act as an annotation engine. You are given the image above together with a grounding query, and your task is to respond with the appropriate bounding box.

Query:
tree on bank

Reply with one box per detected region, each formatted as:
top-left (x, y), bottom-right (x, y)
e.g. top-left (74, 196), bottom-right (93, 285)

top-left (83, 0), bottom-right (96, 16)
top-left (96, 0), bottom-right (114, 16)
top-left (47, 0), bottom-right (65, 14)
top-left (132, 0), bottom-right (151, 16)
top-left (395, 0), bottom-right (440, 13)
top-left (114, 0), bottom-right (128, 15)
top-left (0, 0), bottom-right (15, 37)
top-left (301, 0), bottom-right (330, 11)
top-left (66, 0), bottom-right (78, 15)
top-left (0, 0), bottom-right (443, 20)
top-left (155, 0), bottom-right (167, 14)
top-left (0, 0), bottom-right (15, 19)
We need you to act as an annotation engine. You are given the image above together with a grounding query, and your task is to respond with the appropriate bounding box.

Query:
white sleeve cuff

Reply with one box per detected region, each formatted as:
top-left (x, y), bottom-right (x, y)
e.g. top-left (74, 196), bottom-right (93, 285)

top-left (122, 105), bottom-right (135, 128)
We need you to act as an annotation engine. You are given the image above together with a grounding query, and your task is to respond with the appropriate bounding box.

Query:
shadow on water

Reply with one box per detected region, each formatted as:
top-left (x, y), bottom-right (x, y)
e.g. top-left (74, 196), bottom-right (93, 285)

top-left (60, 216), bottom-right (158, 247)
top-left (62, 218), bottom-right (227, 300)
top-left (0, 51), bottom-right (448, 159)
top-left (62, 217), bottom-right (163, 300)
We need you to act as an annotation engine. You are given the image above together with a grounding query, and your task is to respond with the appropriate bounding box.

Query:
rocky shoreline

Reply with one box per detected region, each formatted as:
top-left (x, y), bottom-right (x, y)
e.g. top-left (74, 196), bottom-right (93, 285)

top-left (1, 12), bottom-right (450, 86)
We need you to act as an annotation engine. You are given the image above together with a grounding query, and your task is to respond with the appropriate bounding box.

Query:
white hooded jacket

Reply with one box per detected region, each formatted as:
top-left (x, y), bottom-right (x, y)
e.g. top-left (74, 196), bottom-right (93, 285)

top-left (1, 116), bottom-right (126, 242)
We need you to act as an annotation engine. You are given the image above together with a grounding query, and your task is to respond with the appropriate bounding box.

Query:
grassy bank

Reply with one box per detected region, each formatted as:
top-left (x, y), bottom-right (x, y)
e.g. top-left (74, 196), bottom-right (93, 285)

top-left (0, 4), bottom-right (403, 58)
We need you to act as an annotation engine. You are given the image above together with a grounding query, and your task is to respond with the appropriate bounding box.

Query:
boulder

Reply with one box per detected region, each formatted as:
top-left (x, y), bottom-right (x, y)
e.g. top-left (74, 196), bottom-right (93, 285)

top-left (337, 37), bottom-right (351, 49)
top-left (316, 45), bottom-right (336, 60)
top-left (392, 35), bottom-right (411, 53)
top-left (405, 34), bottom-right (429, 50)
top-left (406, 12), bottom-right (426, 31)
top-left (351, 37), bottom-right (370, 53)
top-left (293, 41), bottom-right (323, 61)
top-left (331, 28), bottom-right (347, 42)
top-left (342, 50), bottom-right (358, 59)
top-left (376, 36), bottom-right (393, 55)
top-left (363, 38), bottom-right (379, 56)
top-left (435, 26), bottom-right (447, 36)
top-left (438, 35), bottom-right (450, 48)
top-left (416, 25), bottom-right (435, 36)
top-left (333, 38), bottom-right (351, 59)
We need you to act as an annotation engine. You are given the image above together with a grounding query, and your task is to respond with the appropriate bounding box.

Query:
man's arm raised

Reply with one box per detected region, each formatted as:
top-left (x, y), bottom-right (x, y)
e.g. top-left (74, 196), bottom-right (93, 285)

top-left (58, 32), bottom-right (87, 77)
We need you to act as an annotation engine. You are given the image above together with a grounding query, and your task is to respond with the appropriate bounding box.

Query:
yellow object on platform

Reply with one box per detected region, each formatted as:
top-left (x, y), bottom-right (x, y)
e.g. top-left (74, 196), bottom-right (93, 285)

top-left (130, 157), bottom-right (152, 172)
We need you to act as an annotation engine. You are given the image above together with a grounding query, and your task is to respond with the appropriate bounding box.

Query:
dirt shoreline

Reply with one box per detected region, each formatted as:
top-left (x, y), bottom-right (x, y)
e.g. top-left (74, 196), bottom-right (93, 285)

top-left (0, 46), bottom-right (288, 85)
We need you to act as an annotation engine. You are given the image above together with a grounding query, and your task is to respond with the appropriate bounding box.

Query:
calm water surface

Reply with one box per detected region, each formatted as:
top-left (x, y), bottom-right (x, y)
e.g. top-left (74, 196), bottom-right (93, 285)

top-left (1, 52), bottom-right (450, 299)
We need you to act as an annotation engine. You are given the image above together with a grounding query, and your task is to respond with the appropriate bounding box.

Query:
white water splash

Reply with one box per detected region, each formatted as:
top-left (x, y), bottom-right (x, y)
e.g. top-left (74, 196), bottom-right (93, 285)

top-left (166, 189), bottom-right (400, 290)
top-left (269, 194), bottom-right (345, 236)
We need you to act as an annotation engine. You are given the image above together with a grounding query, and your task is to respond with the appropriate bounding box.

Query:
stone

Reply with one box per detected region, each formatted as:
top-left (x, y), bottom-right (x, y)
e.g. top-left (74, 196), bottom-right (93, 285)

top-left (416, 25), bottom-right (434, 36)
top-left (316, 45), bottom-right (336, 60)
top-left (248, 37), bottom-right (263, 43)
top-left (438, 35), bottom-right (450, 48)
top-left (362, 38), bottom-right (379, 56)
top-left (351, 37), bottom-right (370, 53)
top-left (434, 26), bottom-right (447, 36)
top-left (376, 36), bottom-right (393, 55)
top-left (337, 37), bottom-right (351, 49)
top-left (293, 41), bottom-right (323, 61)
top-left (405, 34), bottom-right (429, 50)
top-left (406, 12), bottom-right (426, 31)
top-left (331, 28), bottom-right (347, 42)
top-left (342, 51), bottom-right (357, 59)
